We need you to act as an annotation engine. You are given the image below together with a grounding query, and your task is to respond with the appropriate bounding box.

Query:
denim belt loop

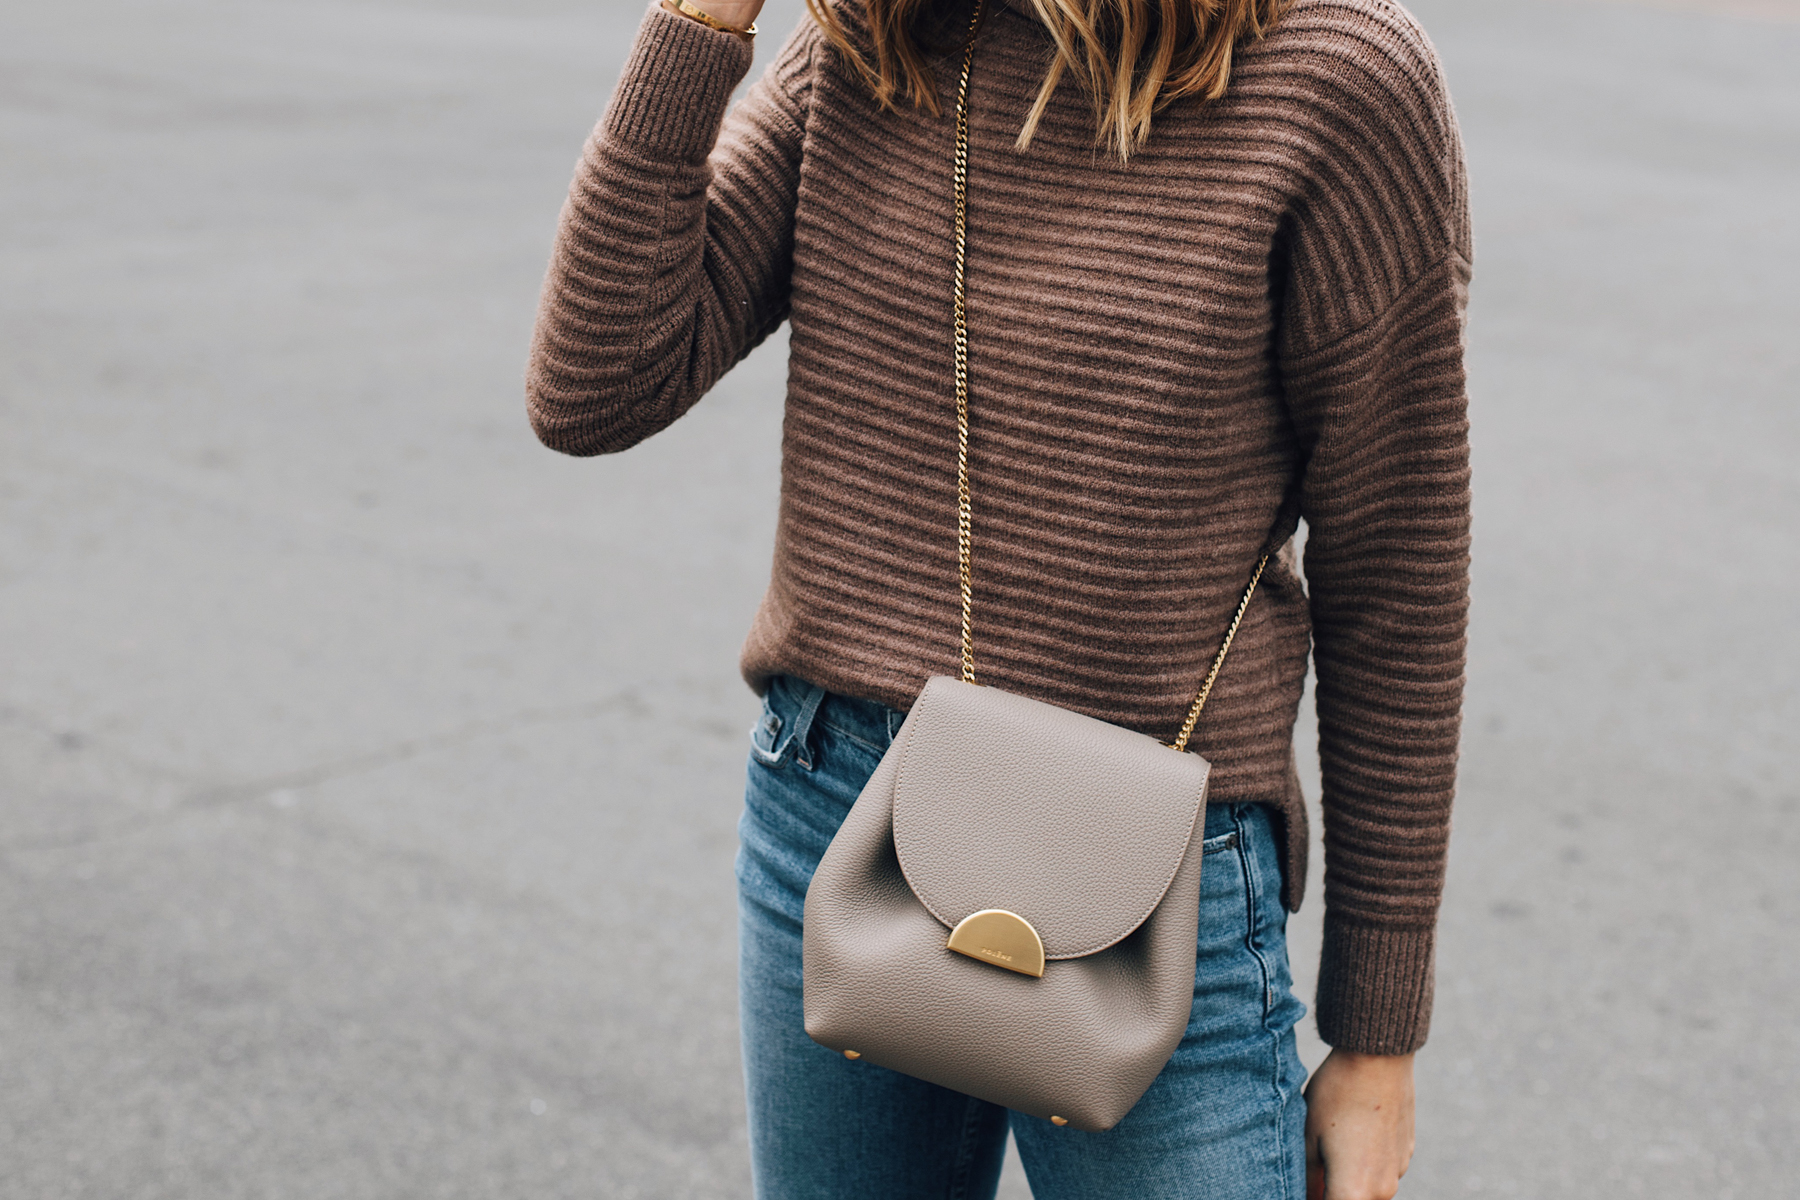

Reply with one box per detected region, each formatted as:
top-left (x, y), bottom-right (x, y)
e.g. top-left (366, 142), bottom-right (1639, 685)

top-left (784, 680), bottom-right (827, 771)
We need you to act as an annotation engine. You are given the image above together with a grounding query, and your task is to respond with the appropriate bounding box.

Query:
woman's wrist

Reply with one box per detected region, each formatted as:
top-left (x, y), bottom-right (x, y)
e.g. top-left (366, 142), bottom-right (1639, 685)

top-left (661, 0), bottom-right (759, 40)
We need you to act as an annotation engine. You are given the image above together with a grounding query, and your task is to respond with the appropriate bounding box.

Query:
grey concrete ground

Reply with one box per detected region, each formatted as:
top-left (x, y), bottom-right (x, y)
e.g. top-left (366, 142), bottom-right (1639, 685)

top-left (2, 0), bottom-right (1795, 1196)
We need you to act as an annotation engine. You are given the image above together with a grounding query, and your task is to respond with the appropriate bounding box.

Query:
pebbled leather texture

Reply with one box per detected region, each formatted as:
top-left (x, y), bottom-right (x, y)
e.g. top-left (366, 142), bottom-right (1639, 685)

top-left (894, 676), bottom-right (1211, 959)
top-left (803, 677), bottom-right (1210, 1132)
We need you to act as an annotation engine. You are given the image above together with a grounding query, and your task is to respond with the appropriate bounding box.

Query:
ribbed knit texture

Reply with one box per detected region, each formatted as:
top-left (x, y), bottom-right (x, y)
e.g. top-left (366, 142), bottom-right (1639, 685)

top-left (527, 0), bottom-right (1472, 1054)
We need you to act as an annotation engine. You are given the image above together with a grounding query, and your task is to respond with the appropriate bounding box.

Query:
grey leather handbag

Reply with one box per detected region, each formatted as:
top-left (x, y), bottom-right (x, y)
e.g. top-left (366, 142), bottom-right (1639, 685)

top-left (801, 0), bottom-right (1276, 1133)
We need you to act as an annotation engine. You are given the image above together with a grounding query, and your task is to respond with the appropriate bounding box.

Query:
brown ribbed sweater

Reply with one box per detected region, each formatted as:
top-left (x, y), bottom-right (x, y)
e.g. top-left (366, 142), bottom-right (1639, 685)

top-left (527, 0), bottom-right (1471, 1054)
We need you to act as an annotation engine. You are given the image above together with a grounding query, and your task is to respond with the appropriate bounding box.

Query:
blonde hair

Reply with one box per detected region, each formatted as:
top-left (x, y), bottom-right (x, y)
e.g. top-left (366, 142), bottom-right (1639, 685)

top-left (805, 0), bottom-right (1288, 159)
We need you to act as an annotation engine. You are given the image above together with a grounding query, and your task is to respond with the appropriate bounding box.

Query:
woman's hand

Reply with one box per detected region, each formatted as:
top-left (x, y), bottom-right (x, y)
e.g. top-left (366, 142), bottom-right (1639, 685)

top-left (1304, 1049), bottom-right (1416, 1200)
top-left (661, 0), bottom-right (765, 35)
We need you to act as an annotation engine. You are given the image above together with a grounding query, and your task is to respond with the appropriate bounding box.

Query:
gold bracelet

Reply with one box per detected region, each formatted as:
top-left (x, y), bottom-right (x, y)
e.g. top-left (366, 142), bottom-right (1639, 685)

top-left (666, 0), bottom-right (756, 38)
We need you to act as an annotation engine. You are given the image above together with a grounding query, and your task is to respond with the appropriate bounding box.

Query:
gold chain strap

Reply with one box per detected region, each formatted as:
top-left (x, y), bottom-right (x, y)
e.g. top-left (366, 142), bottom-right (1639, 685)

top-left (948, 2), bottom-right (1267, 750)
top-left (1168, 554), bottom-right (1269, 753)
top-left (952, 1), bottom-right (982, 686)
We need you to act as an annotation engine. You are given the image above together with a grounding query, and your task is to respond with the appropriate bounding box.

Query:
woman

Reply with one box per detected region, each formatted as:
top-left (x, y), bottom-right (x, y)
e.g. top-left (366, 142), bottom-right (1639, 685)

top-left (526, 0), bottom-right (1470, 1193)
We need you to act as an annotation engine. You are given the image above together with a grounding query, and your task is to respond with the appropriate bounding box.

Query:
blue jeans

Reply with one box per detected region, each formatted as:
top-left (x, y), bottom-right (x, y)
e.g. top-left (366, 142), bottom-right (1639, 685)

top-left (737, 675), bottom-right (1309, 1199)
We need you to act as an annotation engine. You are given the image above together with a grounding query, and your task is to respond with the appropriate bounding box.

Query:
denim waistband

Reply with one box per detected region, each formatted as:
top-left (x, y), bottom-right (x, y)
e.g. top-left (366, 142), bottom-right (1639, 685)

top-left (763, 674), bottom-right (904, 768)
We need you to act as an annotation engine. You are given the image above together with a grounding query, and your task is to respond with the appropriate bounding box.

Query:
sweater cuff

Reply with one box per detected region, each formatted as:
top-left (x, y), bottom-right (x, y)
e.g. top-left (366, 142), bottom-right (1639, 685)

top-left (603, 1), bottom-right (757, 164)
top-left (1314, 915), bottom-right (1436, 1055)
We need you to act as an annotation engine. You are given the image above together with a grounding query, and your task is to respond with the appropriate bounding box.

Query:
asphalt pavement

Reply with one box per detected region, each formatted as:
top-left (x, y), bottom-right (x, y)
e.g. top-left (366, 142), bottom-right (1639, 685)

top-left (2, 0), bottom-right (1795, 1196)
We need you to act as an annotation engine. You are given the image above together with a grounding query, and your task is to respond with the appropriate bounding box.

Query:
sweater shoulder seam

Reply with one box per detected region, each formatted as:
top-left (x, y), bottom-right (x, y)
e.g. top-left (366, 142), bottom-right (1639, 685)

top-left (1283, 246), bottom-right (1469, 369)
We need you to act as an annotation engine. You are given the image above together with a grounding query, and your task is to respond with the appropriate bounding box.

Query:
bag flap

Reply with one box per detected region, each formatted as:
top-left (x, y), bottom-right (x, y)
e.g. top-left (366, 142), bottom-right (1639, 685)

top-left (891, 676), bottom-right (1210, 960)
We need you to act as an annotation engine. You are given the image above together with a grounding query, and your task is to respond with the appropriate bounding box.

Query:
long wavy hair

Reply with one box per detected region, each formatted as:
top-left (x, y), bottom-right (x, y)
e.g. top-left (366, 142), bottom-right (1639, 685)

top-left (805, 0), bottom-right (1289, 159)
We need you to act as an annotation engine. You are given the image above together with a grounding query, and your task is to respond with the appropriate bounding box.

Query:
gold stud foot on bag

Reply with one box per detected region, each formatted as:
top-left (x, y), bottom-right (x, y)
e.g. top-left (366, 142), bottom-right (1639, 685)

top-left (842, 1050), bottom-right (861, 1060)
top-left (1050, 1116), bottom-right (1069, 1127)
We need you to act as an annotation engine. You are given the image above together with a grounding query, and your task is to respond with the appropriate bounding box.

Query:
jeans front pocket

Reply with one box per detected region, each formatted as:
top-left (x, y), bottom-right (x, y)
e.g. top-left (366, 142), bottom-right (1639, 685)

top-left (1191, 805), bottom-right (1274, 1024)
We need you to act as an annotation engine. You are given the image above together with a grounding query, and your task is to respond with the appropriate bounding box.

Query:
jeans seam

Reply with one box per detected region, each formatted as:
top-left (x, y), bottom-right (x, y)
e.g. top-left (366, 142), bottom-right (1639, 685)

top-left (947, 1094), bottom-right (992, 1200)
top-left (1237, 807), bottom-right (1302, 1200)
top-left (1274, 1076), bottom-right (1300, 1200)
top-left (1233, 807), bottom-right (1276, 1023)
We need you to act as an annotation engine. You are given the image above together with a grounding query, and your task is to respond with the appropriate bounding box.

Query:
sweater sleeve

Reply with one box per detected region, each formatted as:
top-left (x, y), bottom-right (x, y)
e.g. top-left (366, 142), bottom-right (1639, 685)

top-left (1276, 3), bottom-right (1474, 1055)
top-left (525, 2), bottom-right (817, 455)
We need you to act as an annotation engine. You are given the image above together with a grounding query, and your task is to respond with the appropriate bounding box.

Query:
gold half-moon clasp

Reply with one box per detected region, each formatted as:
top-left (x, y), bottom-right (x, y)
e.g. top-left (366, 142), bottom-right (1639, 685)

top-left (946, 909), bottom-right (1045, 978)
